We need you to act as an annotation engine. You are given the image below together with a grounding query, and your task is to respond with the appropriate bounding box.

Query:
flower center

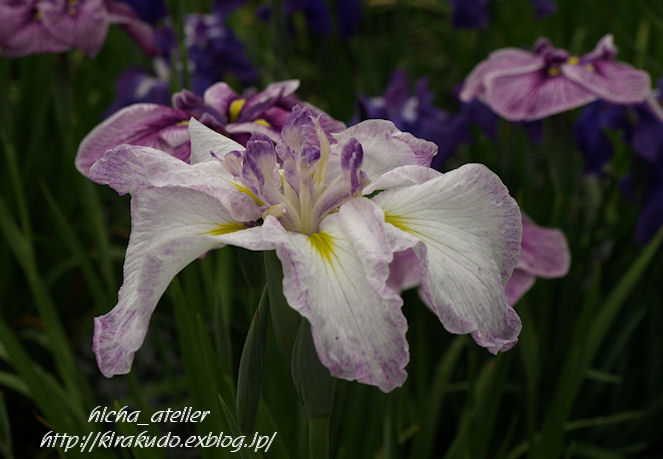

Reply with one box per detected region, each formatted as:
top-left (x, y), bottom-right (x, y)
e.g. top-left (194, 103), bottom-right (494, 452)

top-left (219, 108), bottom-right (367, 234)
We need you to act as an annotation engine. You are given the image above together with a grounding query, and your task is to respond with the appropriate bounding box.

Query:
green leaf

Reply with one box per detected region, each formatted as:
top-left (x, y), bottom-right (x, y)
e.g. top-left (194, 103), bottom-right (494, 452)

top-left (538, 228), bottom-right (663, 456)
top-left (291, 321), bottom-right (335, 418)
top-left (237, 286), bottom-right (270, 434)
top-left (264, 251), bottom-right (301, 366)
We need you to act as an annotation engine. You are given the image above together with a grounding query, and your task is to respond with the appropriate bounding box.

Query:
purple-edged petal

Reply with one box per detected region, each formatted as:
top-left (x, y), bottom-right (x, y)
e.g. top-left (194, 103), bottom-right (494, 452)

top-left (518, 215), bottom-right (570, 278)
top-left (563, 60), bottom-right (651, 104)
top-left (75, 103), bottom-right (189, 176)
top-left (93, 182), bottom-right (268, 377)
top-left (88, 144), bottom-right (262, 222)
top-left (332, 120), bottom-right (438, 182)
top-left (261, 198), bottom-right (412, 392)
top-left (188, 117), bottom-right (244, 164)
top-left (39, 0), bottom-right (110, 56)
top-left (505, 269), bottom-right (536, 305)
top-left (460, 49), bottom-right (544, 102)
top-left (372, 163), bottom-right (523, 353)
top-left (485, 69), bottom-right (597, 121)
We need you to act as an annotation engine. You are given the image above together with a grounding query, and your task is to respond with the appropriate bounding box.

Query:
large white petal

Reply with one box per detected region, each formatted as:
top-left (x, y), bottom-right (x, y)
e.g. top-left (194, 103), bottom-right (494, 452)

top-left (188, 117), bottom-right (245, 164)
top-left (89, 143), bottom-right (262, 223)
top-left (94, 185), bottom-right (270, 378)
top-left (261, 199), bottom-right (412, 393)
top-left (372, 163), bottom-right (522, 353)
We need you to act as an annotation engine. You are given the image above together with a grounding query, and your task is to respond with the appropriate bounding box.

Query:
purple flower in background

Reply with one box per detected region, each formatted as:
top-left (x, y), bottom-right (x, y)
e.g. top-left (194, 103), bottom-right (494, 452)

top-left (449, 0), bottom-right (490, 29)
top-left (0, 0), bottom-right (158, 57)
top-left (75, 80), bottom-right (327, 175)
top-left (337, 0), bottom-right (361, 38)
top-left (85, 106), bottom-right (522, 392)
top-left (105, 68), bottom-right (171, 115)
top-left (116, 0), bottom-right (166, 24)
top-left (183, 12), bottom-right (259, 94)
top-left (505, 215), bottom-right (570, 305)
top-left (529, 0), bottom-right (557, 19)
top-left (460, 35), bottom-right (652, 121)
top-left (355, 70), bottom-right (497, 169)
top-left (574, 101), bottom-right (627, 174)
top-left (285, 0), bottom-right (331, 35)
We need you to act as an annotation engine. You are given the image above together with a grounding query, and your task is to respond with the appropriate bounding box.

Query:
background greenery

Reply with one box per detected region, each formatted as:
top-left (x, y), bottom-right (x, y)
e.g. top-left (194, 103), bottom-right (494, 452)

top-left (1, 0), bottom-right (663, 457)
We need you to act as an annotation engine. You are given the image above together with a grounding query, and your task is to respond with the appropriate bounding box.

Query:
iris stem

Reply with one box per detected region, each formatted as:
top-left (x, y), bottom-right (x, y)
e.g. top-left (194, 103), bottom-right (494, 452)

top-left (309, 415), bottom-right (330, 459)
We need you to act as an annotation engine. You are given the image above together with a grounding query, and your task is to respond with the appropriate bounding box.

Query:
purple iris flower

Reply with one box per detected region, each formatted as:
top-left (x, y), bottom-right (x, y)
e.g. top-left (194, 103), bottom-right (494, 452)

top-left (75, 80), bottom-right (333, 177)
top-left (0, 0), bottom-right (158, 57)
top-left (449, 0), bottom-right (490, 29)
top-left (105, 68), bottom-right (171, 116)
top-left (574, 101), bottom-right (627, 174)
top-left (505, 215), bottom-right (570, 305)
top-left (354, 70), bottom-right (497, 169)
top-left (460, 35), bottom-right (652, 121)
top-left (84, 106), bottom-right (523, 391)
top-left (183, 12), bottom-right (259, 94)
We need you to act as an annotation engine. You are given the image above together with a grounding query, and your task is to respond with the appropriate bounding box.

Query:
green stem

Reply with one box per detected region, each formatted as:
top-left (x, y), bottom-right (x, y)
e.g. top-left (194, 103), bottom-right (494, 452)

top-left (309, 416), bottom-right (330, 459)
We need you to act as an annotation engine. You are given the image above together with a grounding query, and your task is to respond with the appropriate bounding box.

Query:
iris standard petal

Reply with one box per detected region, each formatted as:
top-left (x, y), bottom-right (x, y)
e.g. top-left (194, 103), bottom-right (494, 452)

top-left (261, 199), bottom-right (412, 392)
top-left (372, 163), bottom-right (522, 353)
top-left (332, 120), bottom-right (437, 182)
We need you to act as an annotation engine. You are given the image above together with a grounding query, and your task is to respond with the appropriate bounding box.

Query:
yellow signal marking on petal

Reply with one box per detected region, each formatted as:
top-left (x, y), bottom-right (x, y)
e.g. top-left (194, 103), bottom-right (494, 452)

top-left (585, 63), bottom-right (595, 72)
top-left (309, 232), bottom-right (335, 264)
top-left (232, 183), bottom-right (263, 206)
top-left (229, 98), bottom-right (246, 123)
top-left (207, 222), bottom-right (247, 235)
top-left (175, 120), bottom-right (189, 127)
top-left (254, 118), bottom-right (271, 127)
top-left (567, 56), bottom-right (580, 65)
top-left (548, 67), bottom-right (561, 77)
top-left (384, 214), bottom-right (412, 234)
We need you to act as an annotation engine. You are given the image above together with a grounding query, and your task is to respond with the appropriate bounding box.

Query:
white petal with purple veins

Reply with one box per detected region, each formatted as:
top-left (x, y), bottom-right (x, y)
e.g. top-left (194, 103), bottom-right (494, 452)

top-left (372, 164), bottom-right (522, 353)
top-left (261, 200), bottom-right (411, 392)
top-left (94, 185), bottom-right (270, 377)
